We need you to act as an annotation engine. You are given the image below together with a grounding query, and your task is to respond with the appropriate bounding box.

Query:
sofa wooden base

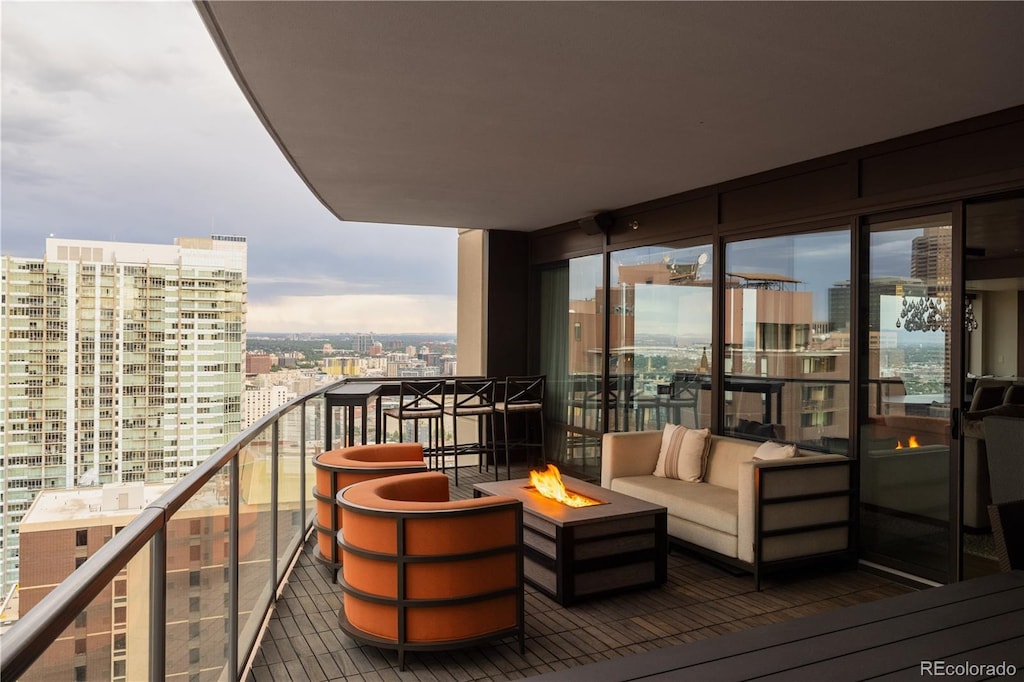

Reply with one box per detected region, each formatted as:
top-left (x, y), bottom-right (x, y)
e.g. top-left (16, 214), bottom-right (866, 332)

top-left (669, 537), bottom-right (856, 589)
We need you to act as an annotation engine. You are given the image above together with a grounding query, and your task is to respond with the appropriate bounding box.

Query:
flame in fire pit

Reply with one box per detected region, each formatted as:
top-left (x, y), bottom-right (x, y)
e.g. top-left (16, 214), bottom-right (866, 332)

top-left (529, 465), bottom-right (600, 508)
top-left (895, 435), bottom-right (920, 450)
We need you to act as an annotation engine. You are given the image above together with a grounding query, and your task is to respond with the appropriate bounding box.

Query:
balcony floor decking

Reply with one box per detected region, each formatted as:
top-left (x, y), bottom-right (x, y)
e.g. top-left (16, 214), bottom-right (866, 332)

top-left (247, 464), bottom-right (913, 682)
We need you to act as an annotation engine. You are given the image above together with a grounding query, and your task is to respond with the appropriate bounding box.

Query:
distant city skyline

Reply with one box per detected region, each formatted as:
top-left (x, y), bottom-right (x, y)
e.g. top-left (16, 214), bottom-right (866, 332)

top-left (1, 1), bottom-right (458, 335)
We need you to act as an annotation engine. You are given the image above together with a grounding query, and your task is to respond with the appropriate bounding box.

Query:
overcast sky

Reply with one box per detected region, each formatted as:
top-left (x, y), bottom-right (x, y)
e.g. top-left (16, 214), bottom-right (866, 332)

top-left (1, 1), bottom-right (459, 334)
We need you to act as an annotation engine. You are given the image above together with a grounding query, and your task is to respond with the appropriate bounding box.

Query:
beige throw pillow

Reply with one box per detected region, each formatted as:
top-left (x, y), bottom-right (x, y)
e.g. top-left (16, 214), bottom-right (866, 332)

top-left (753, 440), bottom-right (797, 461)
top-left (654, 424), bottom-right (711, 481)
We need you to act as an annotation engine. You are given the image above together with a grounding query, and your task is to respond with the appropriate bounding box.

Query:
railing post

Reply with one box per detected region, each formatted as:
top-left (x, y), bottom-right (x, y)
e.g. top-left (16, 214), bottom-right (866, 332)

top-left (271, 420), bottom-right (279, 586)
top-left (149, 524), bottom-right (166, 681)
top-left (300, 400), bottom-right (307, 532)
top-left (229, 455), bottom-right (240, 679)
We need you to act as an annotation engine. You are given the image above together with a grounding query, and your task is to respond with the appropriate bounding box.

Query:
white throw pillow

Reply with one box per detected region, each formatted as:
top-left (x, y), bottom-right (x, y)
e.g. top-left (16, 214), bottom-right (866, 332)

top-left (753, 440), bottom-right (797, 461)
top-left (654, 424), bottom-right (711, 481)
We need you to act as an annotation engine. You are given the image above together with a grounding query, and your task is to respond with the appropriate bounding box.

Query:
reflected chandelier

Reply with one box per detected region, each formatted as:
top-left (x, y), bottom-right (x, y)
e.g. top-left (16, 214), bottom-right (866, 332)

top-left (895, 295), bottom-right (978, 332)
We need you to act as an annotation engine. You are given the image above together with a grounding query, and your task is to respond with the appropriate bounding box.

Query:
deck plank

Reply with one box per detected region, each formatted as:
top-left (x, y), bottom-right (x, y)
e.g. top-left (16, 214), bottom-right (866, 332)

top-left (247, 464), bottom-right (915, 680)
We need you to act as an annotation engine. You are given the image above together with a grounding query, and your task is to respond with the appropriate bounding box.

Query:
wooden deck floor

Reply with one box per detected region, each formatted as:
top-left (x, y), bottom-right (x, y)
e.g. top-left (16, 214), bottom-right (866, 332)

top-left (245, 464), bottom-right (914, 682)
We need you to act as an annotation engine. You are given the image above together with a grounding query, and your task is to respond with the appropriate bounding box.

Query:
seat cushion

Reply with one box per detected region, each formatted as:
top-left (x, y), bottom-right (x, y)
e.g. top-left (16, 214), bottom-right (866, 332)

top-left (611, 475), bottom-right (738, 536)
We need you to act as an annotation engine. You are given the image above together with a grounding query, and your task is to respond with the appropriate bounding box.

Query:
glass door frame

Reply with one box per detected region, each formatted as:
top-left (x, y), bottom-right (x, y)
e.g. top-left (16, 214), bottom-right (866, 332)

top-left (854, 202), bottom-right (966, 584)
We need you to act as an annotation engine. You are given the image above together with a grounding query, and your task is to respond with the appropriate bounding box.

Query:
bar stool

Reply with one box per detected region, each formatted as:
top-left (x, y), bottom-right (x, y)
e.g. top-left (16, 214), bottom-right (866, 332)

top-left (382, 380), bottom-right (446, 469)
top-left (567, 373), bottom-right (599, 462)
top-left (496, 375), bottom-right (546, 479)
top-left (442, 377), bottom-right (496, 485)
top-left (664, 371), bottom-right (701, 428)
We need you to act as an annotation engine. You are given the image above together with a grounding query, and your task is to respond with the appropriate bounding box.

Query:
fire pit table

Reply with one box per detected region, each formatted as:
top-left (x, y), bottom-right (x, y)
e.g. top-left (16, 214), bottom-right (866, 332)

top-left (474, 474), bottom-right (667, 605)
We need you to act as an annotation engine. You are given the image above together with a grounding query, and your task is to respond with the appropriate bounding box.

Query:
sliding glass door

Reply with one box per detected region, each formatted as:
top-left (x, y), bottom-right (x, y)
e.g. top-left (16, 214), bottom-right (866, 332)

top-left (859, 211), bottom-right (963, 583)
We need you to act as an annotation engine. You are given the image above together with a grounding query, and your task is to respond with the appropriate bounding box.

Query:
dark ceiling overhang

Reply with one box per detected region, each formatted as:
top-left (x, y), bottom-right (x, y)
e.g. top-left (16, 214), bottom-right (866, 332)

top-left (196, 1), bottom-right (1024, 232)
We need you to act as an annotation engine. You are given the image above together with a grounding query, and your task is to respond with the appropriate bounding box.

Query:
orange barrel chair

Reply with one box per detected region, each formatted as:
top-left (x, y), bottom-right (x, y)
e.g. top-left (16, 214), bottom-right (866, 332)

top-left (312, 443), bottom-right (427, 580)
top-left (336, 471), bottom-right (524, 670)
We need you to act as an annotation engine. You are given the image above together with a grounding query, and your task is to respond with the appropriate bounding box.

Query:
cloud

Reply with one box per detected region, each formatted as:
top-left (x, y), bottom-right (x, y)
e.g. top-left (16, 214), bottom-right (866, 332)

top-left (1, 1), bottom-right (459, 333)
top-left (247, 294), bottom-right (458, 334)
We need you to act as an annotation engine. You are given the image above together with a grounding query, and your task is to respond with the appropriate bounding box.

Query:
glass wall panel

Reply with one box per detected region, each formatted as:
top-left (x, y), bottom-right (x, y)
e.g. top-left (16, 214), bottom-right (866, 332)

top-left (305, 396), bottom-right (325, 522)
top-left (724, 230), bottom-right (851, 452)
top-left (962, 197), bottom-right (1024, 578)
top-left (165, 466), bottom-right (231, 681)
top-left (609, 243), bottom-right (714, 432)
top-left (539, 255), bottom-right (605, 478)
top-left (860, 214), bottom-right (953, 581)
top-left (277, 406), bottom-right (304, 581)
top-left (20, 537), bottom-right (152, 682)
top-left (236, 432), bottom-right (274, 673)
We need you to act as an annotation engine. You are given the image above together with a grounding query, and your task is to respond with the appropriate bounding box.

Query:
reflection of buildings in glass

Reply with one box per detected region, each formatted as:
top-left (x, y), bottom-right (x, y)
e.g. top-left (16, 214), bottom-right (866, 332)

top-left (613, 260), bottom-right (713, 373)
top-left (725, 273), bottom-right (849, 446)
top-left (912, 226), bottom-right (953, 293)
top-left (911, 226), bottom-right (954, 379)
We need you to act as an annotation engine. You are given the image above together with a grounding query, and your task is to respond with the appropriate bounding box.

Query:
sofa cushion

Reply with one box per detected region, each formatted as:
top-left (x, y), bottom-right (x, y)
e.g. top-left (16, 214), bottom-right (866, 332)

top-left (704, 438), bottom-right (758, 490)
top-left (753, 441), bottom-right (796, 461)
top-left (611, 475), bottom-right (738, 535)
top-left (654, 424), bottom-right (710, 482)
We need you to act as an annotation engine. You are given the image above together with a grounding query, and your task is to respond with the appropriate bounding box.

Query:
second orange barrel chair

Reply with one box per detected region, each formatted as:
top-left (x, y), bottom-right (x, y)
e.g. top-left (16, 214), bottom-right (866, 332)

top-left (312, 443), bottom-right (427, 580)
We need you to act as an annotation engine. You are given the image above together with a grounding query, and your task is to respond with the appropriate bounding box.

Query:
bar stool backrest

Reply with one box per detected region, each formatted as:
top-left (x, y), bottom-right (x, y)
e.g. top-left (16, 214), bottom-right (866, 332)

top-left (503, 375), bottom-right (545, 408)
top-left (671, 371), bottom-right (701, 403)
top-left (450, 378), bottom-right (497, 412)
top-left (397, 379), bottom-right (447, 415)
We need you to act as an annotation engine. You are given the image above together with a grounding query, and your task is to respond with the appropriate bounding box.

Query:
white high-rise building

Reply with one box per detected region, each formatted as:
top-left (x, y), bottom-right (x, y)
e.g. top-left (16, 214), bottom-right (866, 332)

top-left (242, 385), bottom-right (295, 428)
top-left (0, 235), bottom-right (247, 596)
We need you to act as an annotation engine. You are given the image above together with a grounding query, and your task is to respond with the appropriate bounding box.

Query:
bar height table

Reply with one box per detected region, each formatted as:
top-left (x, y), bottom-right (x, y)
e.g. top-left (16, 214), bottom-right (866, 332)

top-left (324, 383), bottom-right (383, 449)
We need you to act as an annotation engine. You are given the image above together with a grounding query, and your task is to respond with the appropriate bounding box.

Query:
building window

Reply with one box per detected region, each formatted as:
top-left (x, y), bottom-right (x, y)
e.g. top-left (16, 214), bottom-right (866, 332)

top-left (75, 529), bottom-right (88, 547)
top-left (114, 633), bottom-right (126, 651)
top-left (189, 621), bottom-right (200, 639)
top-left (75, 611), bottom-right (87, 628)
top-left (114, 607), bottom-right (126, 625)
top-left (75, 666), bottom-right (87, 682)
top-left (724, 229), bottom-right (851, 453)
top-left (189, 545), bottom-right (200, 561)
top-left (75, 638), bottom-right (87, 655)
top-left (75, 556), bottom-right (87, 569)
top-left (189, 596), bottom-right (200, 613)
top-left (607, 242), bottom-right (715, 438)
top-left (113, 660), bottom-right (126, 678)
top-left (189, 648), bottom-right (200, 665)
top-left (189, 570), bottom-right (200, 588)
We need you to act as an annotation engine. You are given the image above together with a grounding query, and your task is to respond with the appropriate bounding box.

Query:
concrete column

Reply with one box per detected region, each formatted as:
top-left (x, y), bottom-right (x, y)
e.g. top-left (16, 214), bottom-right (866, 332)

top-left (457, 229), bottom-right (487, 376)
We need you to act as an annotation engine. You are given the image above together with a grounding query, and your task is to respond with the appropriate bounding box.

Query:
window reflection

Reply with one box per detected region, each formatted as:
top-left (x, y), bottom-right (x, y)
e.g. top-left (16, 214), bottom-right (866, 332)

top-left (724, 230), bottom-right (851, 452)
top-left (608, 244), bottom-right (713, 432)
top-left (539, 255), bottom-right (606, 477)
top-left (860, 216), bottom-right (952, 580)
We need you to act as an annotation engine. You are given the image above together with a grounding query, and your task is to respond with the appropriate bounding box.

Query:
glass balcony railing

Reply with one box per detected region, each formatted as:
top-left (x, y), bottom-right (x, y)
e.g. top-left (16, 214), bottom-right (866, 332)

top-left (0, 380), bottom-right (335, 681)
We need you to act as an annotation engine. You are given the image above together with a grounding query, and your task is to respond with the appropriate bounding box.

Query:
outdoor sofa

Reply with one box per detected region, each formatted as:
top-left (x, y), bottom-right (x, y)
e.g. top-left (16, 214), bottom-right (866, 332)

top-left (602, 429), bottom-right (853, 589)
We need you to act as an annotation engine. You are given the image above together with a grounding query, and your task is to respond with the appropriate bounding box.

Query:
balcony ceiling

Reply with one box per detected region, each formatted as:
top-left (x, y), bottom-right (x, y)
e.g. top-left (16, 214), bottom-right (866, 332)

top-left (197, 1), bottom-right (1024, 232)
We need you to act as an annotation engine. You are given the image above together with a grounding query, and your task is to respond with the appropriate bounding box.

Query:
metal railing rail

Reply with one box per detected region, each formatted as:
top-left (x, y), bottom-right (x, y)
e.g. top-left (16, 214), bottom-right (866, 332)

top-left (0, 377), bottom-right (346, 681)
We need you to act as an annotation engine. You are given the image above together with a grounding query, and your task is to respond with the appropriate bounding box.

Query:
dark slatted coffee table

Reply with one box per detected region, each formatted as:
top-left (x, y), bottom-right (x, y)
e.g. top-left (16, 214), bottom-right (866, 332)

top-left (474, 476), bottom-right (667, 605)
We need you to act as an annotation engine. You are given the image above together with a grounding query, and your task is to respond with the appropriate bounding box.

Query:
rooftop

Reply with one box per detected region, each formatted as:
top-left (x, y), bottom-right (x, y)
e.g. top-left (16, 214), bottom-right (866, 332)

top-left (19, 484), bottom-right (173, 531)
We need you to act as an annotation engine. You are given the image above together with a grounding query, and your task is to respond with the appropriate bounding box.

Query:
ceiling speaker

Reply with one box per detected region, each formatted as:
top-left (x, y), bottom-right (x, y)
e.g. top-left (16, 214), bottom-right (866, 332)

top-left (577, 212), bottom-right (614, 236)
